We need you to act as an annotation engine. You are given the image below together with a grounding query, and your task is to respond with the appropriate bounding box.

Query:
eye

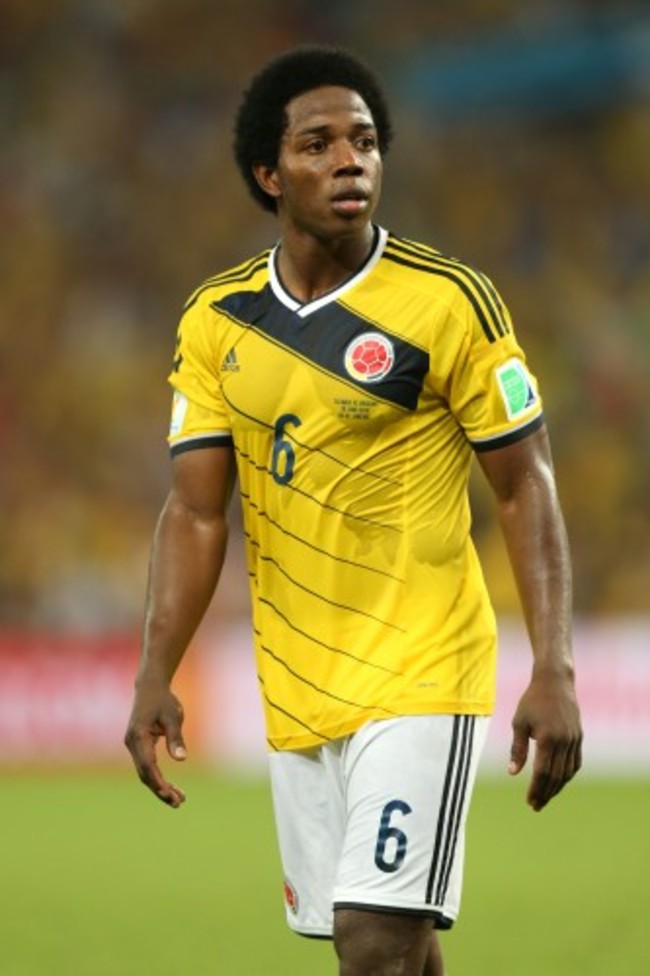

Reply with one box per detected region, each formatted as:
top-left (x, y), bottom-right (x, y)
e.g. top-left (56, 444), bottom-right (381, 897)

top-left (305, 138), bottom-right (327, 153)
top-left (357, 133), bottom-right (378, 151)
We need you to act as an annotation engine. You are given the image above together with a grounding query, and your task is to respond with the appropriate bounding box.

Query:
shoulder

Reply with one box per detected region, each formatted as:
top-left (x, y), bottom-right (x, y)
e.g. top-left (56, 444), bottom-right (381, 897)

top-left (383, 232), bottom-right (488, 287)
top-left (382, 232), bottom-right (511, 344)
top-left (182, 249), bottom-right (272, 313)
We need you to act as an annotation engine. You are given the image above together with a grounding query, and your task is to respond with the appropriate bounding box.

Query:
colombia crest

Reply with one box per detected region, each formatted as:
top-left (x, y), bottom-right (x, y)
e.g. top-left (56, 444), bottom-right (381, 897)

top-left (344, 332), bottom-right (395, 383)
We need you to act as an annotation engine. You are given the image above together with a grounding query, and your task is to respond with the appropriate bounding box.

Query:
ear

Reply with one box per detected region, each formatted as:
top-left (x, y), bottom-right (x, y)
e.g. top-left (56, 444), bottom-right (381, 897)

top-left (253, 163), bottom-right (282, 203)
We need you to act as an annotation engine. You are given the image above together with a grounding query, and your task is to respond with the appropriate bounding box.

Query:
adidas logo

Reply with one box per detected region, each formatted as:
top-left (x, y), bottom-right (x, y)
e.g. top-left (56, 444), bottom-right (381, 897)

top-left (220, 347), bottom-right (240, 372)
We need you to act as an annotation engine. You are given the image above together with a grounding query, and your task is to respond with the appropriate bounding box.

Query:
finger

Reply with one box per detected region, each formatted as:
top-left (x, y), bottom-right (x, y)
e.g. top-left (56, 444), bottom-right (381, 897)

top-left (508, 725), bottom-right (530, 776)
top-left (528, 737), bottom-right (570, 811)
top-left (138, 754), bottom-right (186, 808)
top-left (126, 728), bottom-right (186, 808)
top-left (569, 731), bottom-right (583, 779)
top-left (155, 780), bottom-right (187, 808)
top-left (533, 728), bottom-right (584, 810)
top-left (527, 738), bottom-right (555, 810)
top-left (557, 736), bottom-right (583, 794)
top-left (160, 699), bottom-right (187, 761)
top-left (527, 773), bottom-right (551, 811)
top-left (165, 729), bottom-right (187, 762)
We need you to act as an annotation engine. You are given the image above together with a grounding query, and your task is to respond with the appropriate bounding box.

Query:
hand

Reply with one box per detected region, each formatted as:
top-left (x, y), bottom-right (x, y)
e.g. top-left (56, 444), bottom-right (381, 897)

top-left (124, 681), bottom-right (188, 808)
top-left (508, 669), bottom-right (582, 811)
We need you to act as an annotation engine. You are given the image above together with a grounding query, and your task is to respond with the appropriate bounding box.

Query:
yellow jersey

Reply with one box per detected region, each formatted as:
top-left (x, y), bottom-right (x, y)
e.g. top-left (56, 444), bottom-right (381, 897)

top-left (168, 227), bottom-right (543, 750)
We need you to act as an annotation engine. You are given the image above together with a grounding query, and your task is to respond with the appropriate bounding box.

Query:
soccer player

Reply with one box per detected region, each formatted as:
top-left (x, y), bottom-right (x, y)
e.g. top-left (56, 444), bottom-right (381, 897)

top-left (125, 45), bottom-right (582, 976)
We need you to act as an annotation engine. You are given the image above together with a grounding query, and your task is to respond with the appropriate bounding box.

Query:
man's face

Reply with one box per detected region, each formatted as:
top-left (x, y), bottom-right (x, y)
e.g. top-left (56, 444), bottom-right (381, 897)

top-left (257, 85), bottom-right (383, 238)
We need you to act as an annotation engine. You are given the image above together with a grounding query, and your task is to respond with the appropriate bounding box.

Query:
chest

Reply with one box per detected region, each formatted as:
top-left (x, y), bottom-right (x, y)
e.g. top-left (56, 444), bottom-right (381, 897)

top-left (213, 287), bottom-right (431, 440)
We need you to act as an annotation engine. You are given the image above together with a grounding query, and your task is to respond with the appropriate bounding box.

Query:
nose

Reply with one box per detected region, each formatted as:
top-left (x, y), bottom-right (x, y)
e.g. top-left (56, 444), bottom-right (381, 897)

top-left (332, 139), bottom-right (364, 174)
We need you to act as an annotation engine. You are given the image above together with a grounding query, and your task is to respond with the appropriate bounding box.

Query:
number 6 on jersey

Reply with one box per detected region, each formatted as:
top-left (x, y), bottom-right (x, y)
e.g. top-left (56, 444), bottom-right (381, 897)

top-left (271, 413), bottom-right (302, 485)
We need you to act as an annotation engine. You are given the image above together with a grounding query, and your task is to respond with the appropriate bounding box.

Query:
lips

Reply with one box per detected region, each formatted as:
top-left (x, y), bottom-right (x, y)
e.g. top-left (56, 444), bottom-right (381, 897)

top-left (331, 187), bottom-right (369, 203)
top-left (330, 187), bottom-right (370, 215)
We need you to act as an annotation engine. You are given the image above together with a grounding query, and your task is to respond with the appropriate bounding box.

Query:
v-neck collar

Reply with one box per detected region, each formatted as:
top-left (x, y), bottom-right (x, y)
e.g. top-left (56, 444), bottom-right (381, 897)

top-left (268, 226), bottom-right (388, 319)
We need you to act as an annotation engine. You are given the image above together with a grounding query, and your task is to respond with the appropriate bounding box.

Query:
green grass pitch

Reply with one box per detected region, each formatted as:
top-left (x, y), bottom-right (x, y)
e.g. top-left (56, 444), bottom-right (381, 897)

top-left (3, 768), bottom-right (648, 975)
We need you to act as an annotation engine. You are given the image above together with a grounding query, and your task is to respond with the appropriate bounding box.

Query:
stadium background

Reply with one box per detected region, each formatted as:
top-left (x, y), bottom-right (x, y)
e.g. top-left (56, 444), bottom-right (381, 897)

top-left (1, 1), bottom-right (648, 973)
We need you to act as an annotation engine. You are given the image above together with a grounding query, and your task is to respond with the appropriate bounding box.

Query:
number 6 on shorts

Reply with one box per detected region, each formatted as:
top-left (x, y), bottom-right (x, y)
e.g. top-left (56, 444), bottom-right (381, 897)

top-left (374, 799), bottom-right (412, 873)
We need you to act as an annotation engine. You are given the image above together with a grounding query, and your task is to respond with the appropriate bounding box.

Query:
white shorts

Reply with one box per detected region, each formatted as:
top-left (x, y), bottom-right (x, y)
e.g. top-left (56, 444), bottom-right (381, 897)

top-left (268, 714), bottom-right (489, 937)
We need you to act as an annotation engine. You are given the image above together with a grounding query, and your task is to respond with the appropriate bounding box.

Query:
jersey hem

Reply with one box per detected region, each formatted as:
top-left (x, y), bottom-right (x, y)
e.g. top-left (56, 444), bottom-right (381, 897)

top-left (267, 702), bottom-right (493, 752)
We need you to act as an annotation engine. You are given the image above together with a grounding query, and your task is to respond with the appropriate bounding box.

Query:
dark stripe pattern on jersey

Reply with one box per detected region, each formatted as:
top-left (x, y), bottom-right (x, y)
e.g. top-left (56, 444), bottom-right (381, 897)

top-left (239, 488), bottom-right (405, 582)
top-left (211, 285), bottom-right (429, 411)
top-left (232, 436), bottom-right (403, 536)
top-left (259, 677), bottom-right (330, 744)
top-left (384, 236), bottom-right (510, 343)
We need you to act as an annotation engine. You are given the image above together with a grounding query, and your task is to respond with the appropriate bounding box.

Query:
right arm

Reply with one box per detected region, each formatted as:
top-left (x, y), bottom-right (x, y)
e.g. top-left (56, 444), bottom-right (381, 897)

top-left (124, 444), bottom-right (236, 807)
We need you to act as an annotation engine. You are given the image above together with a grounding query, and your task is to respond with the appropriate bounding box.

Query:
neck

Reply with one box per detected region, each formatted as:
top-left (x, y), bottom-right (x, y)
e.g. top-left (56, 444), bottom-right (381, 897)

top-left (275, 223), bottom-right (376, 304)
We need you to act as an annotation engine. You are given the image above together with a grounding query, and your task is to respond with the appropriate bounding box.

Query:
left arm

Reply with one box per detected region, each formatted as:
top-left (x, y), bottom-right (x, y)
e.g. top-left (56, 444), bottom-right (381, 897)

top-left (477, 425), bottom-right (583, 811)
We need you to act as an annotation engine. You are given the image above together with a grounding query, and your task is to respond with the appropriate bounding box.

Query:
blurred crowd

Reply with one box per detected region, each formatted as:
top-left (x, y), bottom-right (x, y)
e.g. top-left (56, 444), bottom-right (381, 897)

top-left (1, 0), bottom-right (648, 631)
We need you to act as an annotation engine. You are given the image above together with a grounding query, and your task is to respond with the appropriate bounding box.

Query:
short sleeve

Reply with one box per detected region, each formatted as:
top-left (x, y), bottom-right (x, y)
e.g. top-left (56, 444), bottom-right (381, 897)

top-left (446, 284), bottom-right (544, 451)
top-left (166, 299), bottom-right (233, 455)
